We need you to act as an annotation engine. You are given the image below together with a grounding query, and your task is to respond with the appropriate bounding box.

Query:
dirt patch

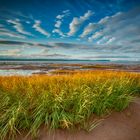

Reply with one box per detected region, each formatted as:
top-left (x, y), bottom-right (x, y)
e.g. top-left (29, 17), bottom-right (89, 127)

top-left (16, 99), bottom-right (140, 140)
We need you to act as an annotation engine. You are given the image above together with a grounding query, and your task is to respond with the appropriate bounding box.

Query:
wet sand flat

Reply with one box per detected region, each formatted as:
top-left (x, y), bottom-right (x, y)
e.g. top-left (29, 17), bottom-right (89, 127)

top-left (0, 63), bottom-right (140, 75)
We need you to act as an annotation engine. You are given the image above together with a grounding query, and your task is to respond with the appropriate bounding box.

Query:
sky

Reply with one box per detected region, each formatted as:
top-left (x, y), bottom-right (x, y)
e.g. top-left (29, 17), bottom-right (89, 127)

top-left (0, 0), bottom-right (140, 61)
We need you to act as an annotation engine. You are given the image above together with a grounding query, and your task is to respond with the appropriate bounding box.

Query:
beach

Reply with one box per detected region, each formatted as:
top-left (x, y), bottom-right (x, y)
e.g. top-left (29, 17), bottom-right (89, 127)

top-left (0, 61), bottom-right (140, 76)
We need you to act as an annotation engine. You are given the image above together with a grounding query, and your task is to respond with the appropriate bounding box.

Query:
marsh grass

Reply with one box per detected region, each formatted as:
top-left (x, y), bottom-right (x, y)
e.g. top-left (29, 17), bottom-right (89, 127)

top-left (0, 71), bottom-right (139, 139)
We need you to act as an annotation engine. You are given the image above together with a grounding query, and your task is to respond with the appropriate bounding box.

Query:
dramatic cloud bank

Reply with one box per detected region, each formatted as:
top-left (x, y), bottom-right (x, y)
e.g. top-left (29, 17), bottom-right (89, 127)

top-left (0, 0), bottom-right (140, 61)
top-left (0, 40), bottom-right (139, 61)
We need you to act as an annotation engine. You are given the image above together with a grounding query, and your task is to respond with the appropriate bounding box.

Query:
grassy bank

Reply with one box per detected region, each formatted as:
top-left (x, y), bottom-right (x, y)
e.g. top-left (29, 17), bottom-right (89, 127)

top-left (0, 71), bottom-right (140, 139)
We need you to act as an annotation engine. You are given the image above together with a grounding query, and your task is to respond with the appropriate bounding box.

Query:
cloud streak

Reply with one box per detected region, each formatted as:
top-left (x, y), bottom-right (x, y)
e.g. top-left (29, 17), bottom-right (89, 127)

top-left (80, 23), bottom-right (97, 38)
top-left (53, 10), bottom-right (70, 37)
top-left (7, 19), bottom-right (32, 36)
top-left (0, 28), bottom-right (26, 39)
top-left (68, 10), bottom-right (93, 36)
top-left (85, 7), bottom-right (140, 49)
top-left (33, 20), bottom-right (50, 37)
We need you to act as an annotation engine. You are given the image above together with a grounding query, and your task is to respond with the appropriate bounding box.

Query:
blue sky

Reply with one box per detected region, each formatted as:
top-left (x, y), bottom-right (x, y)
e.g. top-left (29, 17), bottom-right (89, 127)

top-left (0, 0), bottom-right (140, 61)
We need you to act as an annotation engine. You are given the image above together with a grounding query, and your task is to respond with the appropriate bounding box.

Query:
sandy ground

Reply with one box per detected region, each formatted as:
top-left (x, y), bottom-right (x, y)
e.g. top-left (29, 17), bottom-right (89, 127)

top-left (15, 98), bottom-right (140, 140)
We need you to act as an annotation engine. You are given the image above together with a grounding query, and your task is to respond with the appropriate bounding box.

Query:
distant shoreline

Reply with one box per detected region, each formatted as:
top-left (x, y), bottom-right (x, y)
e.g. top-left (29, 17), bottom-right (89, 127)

top-left (0, 58), bottom-right (111, 62)
top-left (0, 62), bottom-right (140, 76)
top-left (0, 59), bottom-right (140, 65)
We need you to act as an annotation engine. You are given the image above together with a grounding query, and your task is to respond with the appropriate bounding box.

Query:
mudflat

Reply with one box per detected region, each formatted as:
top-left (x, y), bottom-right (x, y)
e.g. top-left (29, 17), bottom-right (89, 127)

top-left (0, 63), bottom-right (140, 76)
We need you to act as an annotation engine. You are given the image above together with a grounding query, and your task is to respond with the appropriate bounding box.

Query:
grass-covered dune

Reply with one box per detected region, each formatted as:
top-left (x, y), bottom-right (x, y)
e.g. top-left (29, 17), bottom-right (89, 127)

top-left (0, 71), bottom-right (140, 139)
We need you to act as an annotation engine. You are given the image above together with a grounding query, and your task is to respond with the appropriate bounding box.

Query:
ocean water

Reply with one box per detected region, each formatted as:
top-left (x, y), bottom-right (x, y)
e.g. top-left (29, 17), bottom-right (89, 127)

top-left (0, 69), bottom-right (42, 76)
top-left (0, 60), bottom-right (140, 65)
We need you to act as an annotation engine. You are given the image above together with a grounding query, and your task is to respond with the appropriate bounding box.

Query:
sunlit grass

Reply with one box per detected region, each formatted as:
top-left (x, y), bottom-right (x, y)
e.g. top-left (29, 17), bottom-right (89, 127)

top-left (0, 71), bottom-right (140, 139)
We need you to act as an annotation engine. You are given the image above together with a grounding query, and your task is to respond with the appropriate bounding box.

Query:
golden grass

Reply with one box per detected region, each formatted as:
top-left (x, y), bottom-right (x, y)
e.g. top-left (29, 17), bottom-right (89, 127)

top-left (0, 70), bottom-right (140, 139)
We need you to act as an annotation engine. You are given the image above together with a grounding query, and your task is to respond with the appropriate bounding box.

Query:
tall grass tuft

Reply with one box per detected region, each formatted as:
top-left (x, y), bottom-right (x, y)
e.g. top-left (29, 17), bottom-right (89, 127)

top-left (0, 71), bottom-right (139, 139)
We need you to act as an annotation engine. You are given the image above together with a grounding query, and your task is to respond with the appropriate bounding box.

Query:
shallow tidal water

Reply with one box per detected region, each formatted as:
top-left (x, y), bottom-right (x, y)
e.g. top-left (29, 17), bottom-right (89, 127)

top-left (0, 69), bottom-right (42, 76)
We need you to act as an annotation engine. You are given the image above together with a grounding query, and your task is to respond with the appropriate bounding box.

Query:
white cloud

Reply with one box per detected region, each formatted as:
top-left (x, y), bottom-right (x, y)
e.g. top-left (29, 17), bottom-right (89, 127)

top-left (33, 20), bottom-right (50, 37)
top-left (88, 31), bottom-right (102, 42)
top-left (106, 37), bottom-right (116, 44)
top-left (100, 9), bottom-right (140, 46)
top-left (87, 7), bottom-right (140, 49)
top-left (98, 16), bottom-right (110, 24)
top-left (55, 20), bottom-right (62, 28)
top-left (0, 49), bottom-right (21, 56)
top-left (80, 13), bottom-right (121, 38)
top-left (7, 19), bottom-right (32, 36)
top-left (0, 32), bottom-right (25, 39)
top-left (56, 10), bottom-right (70, 20)
top-left (80, 23), bottom-right (97, 38)
top-left (62, 10), bottom-right (70, 14)
top-left (68, 10), bottom-right (93, 36)
top-left (53, 10), bottom-right (70, 37)
top-left (96, 36), bottom-right (116, 45)
top-left (96, 36), bottom-right (110, 45)
top-left (0, 28), bottom-right (26, 39)
top-left (52, 29), bottom-right (65, 37)
top-left (56, 15), bottom-right (65, 20)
